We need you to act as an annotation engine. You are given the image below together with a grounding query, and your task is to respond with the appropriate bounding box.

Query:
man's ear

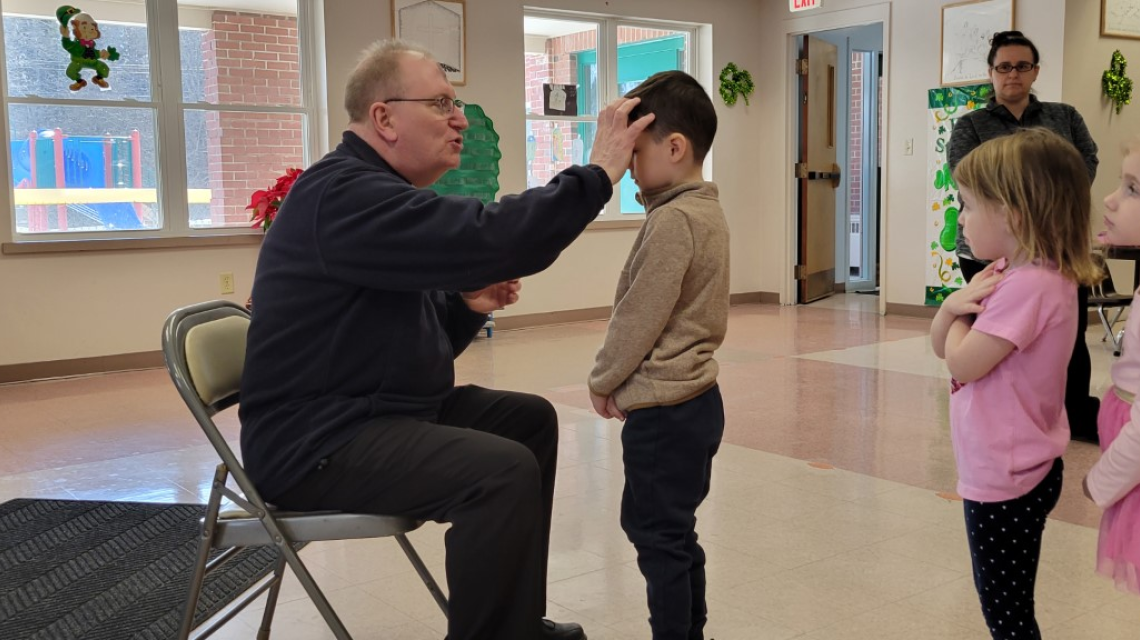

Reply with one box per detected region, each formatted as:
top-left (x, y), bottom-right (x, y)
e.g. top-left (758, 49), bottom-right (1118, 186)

top-left (371, 102), bottom-right (398, 144)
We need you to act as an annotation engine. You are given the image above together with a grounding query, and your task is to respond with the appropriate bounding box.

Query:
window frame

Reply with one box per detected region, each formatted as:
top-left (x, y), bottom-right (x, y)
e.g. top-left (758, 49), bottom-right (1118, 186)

top-left (523, 8), bottom-right (701, 222)
top-left (0, 0), bottom-right (323, 251)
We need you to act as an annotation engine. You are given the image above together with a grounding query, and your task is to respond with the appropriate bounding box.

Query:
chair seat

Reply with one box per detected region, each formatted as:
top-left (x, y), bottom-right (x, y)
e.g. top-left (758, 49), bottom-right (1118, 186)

top-left (1090, 293), bottom-right (1132, 307)
top-left (212, 511), bottom-right (424, 548)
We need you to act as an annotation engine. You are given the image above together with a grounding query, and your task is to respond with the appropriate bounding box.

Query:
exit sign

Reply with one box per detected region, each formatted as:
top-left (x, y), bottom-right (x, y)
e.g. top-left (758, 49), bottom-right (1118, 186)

top-left (791, 0), bottom-right (821, 11)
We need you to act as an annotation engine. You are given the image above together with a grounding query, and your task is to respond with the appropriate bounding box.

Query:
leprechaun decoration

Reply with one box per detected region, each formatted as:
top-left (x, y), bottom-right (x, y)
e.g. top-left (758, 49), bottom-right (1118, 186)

top-left (57, 5), bottom-right (120, 91)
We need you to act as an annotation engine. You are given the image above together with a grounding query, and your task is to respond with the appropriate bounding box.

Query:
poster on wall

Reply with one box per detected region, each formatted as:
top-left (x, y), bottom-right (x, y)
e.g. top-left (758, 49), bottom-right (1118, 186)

top-left (1102, 0), bottom-right (1140, 39)
top-left (940, 0), bottom-right (1014, 86)
top-left (925, 83), bottom-right (990, 306)
top-left (392, 0), bottom-right (466, 85)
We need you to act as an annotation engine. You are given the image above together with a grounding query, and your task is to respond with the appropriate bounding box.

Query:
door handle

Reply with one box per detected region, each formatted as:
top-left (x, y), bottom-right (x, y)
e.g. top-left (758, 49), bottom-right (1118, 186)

top-left (796, 162), bottom-right (841, 188)
top-left (806, 170), bottom-right (840, 180)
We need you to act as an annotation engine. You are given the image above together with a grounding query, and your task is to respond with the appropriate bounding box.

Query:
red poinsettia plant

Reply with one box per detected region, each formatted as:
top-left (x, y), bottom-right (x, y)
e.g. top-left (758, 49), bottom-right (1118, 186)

top-left (247, 167), bottom-right (303, 231)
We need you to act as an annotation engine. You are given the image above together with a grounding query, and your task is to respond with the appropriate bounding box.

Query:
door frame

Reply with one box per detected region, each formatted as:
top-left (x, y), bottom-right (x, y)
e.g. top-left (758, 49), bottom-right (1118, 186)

top-left (782, 4), bottom-right (890, 312)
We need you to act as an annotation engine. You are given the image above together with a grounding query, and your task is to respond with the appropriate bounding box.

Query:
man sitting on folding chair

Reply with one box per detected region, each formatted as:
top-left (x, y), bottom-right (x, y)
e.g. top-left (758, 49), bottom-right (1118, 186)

top-left (239, 39), bottom-right (651, 640)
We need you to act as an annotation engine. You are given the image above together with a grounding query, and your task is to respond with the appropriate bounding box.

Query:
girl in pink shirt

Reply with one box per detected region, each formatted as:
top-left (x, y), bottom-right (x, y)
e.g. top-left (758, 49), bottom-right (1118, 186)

top-left (931, 129), bottom-right (1100, 639)
top-left (1086, 138), bottom-right (1140, 595)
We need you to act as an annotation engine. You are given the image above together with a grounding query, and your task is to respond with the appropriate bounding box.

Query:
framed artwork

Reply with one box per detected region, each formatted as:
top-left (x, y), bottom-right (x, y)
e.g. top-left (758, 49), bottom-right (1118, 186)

top-left (940, 0), bottom-right (1015, 87)
top-left (392, 0), bottom-right (467, 85)
top-left (1102, 0), bottom-right (1140, 40)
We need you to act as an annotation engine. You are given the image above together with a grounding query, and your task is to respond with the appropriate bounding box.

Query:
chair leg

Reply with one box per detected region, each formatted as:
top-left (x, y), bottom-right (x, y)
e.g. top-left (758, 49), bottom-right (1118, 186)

top-left (255, 554), bottom-right (287, 640)
top-left (395, 532), bottom-right (449, 617)
top-left (1102, 307), bottom-right (1127, 353)
top-left (1100, 308), bottom-right (1116, 345)
top-left (273, 538), bottom-right (353, 639)
top-left (179, 464), bottom-right (229, 640)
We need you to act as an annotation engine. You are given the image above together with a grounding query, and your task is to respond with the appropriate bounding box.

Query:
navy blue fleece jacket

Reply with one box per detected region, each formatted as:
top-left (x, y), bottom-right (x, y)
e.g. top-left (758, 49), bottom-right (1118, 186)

top-left (239, 131), bottom-right (612, 496)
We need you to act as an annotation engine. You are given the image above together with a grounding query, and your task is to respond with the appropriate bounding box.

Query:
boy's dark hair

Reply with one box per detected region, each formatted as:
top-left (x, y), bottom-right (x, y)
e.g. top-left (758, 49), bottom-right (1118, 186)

top-left (987, 30), bottom-right (1039, 67)
top-left (625, 70), bottom-right (717, 163)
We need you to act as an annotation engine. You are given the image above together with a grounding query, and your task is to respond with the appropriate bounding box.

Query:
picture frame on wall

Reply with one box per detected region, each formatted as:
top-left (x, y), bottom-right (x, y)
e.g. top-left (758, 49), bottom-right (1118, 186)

top-left (940, 0), bottom-right (1015, 87)
top-left (1102, 0), bottom-right (1140, 40)
top-left (392, 0), bottom-right (467, 85)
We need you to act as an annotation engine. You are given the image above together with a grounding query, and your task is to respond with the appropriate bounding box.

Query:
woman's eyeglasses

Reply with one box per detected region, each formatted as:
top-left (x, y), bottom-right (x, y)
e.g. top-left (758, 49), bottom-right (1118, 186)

top-left (992, 62), bottom-right (1036, 74)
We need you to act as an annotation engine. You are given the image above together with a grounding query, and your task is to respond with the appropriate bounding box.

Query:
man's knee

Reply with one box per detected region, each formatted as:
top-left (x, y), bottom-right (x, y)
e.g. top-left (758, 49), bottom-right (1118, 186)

top-left (511, 392), bottom-right (558, 429)
top-left (477, 438), bottom-right (543, 493)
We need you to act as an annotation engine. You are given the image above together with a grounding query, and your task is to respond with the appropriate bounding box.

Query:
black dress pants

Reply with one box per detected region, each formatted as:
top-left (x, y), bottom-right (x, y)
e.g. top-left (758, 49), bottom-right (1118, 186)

top-left (621, 386), bottom-right (724, 640)
top-left (271, 385), bottom-right (559, 640)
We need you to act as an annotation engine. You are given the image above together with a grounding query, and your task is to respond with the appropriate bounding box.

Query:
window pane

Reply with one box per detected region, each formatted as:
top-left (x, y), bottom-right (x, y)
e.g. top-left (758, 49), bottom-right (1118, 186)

top-left (616, 27), bottom-right (689, 214)
top-left (523, 17), bottom-right (599, 117)
top-left (525, 119), bottom-right (593, 189)
top-left (178, 1), bottom-right (302, 107)
top-left (3, 1), bottom-right (151, 102)
top-left (185, 109), bottom-right (304, 228)
top-left (9, 104), bottom-right (160, 233)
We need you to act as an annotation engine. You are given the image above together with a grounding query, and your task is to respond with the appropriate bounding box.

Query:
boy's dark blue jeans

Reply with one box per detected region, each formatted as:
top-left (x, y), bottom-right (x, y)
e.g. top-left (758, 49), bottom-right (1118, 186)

top-left (621, 384), bottom-right (724, 640)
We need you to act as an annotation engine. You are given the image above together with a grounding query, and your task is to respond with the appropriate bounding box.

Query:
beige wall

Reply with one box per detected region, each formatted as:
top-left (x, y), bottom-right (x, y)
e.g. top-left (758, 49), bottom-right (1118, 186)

top-left (324, 0), bottom-right (766, 319)
top-left (1062, 0), bottom-right (1140, 288)
top-left (0, 0), bottom-right (1087, 370)
top-left (0, 0), bottom-right (764, 369)
top-left (755, 0), bottom-right (1067, 310)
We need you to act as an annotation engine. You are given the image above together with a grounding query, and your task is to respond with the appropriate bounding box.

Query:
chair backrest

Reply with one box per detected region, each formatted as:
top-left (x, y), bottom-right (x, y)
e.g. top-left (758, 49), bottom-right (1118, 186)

top-left (1091, 251), bottom-right (1118, 297)
top-left (162, 300), bottom-right (258, 494)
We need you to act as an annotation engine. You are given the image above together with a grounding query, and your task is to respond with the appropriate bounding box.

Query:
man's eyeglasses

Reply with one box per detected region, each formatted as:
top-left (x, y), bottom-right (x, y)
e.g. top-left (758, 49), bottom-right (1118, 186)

top-left (384, 96), bottom-right (466, 115)
top-left (992, 62), bottom-right (1036, 74)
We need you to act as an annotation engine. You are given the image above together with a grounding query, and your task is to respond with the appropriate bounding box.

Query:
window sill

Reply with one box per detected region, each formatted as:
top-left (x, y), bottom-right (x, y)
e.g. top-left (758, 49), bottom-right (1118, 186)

top-left (587, 219), bottom-right (643, 231)
top-left (1, 222), bottom-right (634, 254)
top-left (1, 233), bottom-right (263, 255)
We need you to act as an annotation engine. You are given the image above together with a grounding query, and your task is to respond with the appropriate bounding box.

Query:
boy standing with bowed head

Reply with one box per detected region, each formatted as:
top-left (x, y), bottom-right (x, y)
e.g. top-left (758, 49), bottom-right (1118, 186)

top-left (587, 70), bottom-right (730, 640)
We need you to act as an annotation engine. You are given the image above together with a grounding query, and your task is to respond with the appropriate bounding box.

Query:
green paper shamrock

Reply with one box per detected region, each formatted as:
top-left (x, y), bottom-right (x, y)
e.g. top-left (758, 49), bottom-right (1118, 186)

top-left (718, 63), bottom-right (754, 106)
top-left (939, 206), bottom-right (959, 252)
top-left (1103, 50), bottom-right (1133, 114)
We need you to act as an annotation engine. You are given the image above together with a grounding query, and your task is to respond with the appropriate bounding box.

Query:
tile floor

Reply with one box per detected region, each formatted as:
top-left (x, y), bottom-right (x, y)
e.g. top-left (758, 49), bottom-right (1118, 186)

top-left (1, 295), bottom-right (1137, 639)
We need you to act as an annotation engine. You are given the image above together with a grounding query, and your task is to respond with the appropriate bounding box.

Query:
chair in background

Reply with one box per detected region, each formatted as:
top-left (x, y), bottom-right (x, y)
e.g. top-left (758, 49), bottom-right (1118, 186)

top-left (1090, 251), bottom-right (1132, 356)
top-left (162, 300), bottom-right (448, 640)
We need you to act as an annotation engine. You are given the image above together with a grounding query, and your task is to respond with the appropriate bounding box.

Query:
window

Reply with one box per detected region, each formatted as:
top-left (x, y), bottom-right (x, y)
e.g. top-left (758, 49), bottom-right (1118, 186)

top-left (1, 0), bottom-right (318, 241)
top-left (523, 11), bottom-right (698, 220)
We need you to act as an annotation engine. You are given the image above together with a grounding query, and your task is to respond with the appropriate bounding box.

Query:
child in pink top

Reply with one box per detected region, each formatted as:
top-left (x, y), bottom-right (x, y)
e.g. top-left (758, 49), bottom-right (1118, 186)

top-left (1085, 137), bottom-right (1140, 595)
top-left (931, 129), bottom-right (1101, 640)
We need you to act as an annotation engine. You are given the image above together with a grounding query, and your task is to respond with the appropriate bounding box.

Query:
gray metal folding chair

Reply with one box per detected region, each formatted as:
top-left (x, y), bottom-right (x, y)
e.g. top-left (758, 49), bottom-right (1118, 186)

top-left (1091, 251), bottom-right (1132, 356)
top-left (162, 300), bottom-right (448, 639)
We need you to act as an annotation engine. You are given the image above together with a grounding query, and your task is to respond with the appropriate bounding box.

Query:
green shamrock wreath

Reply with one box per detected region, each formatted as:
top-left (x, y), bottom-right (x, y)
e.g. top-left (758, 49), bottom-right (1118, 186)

top-left (719, 62), bottom-right (754, 106)
top-left (1103, 50), bottom-right (1133, 115)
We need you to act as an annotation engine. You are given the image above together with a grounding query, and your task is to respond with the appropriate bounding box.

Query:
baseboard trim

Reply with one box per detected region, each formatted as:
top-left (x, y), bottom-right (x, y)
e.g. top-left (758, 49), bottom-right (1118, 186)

top-left (730, 291), bottom-right (779, 305)
top-left (493, 306), bottom-right (613, 330)
top-left (884, 302), bottom-right (938, 319)
top-left (4, 292), bottom-right (781, 384)
top-left (0, 351), bottom-right (165, 385)
top-left (886, 303), bottom-right (1104, 326)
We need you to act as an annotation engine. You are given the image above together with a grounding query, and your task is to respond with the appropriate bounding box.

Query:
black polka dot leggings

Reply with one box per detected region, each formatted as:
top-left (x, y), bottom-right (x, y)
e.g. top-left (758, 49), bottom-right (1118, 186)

top-left (963, 457), bottom-right (1063, 640)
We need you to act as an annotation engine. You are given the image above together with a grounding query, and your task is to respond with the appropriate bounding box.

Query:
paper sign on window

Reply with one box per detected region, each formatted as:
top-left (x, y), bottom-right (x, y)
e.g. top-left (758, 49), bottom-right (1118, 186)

top-left (542, 83), bottom-right (578, 116)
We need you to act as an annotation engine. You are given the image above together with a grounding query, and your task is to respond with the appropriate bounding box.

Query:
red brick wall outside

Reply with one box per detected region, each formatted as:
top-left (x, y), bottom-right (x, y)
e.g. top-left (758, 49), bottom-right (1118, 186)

top-left (525, 27), bottom-right (679, 186)
top-left (848, 51), bottom-right (862, 226)
top-left (203, 11), bottom-right (303, 226)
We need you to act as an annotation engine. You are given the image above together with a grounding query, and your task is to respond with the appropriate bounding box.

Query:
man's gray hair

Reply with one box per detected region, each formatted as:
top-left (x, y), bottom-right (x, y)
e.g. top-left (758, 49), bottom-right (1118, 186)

top-left (344, 39), bottom-right (437, 123)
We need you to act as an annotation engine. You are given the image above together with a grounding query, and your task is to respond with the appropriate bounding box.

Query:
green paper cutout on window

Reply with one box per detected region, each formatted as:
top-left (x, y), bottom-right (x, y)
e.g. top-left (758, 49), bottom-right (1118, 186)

top-left (432, 103), bottom-right (502, 204)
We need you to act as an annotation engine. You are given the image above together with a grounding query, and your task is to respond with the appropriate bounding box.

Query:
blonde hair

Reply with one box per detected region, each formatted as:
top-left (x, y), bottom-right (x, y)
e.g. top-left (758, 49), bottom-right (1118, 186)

top-left (344, 39), bottom-right (436, 123)
top-left (954, 128), bottom-right (1100, 285)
